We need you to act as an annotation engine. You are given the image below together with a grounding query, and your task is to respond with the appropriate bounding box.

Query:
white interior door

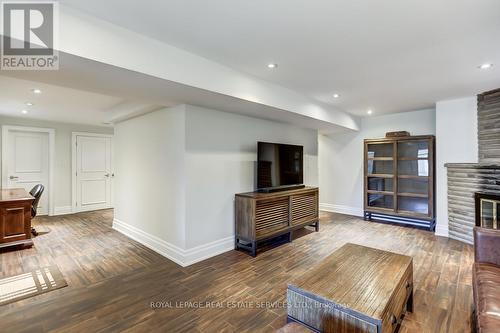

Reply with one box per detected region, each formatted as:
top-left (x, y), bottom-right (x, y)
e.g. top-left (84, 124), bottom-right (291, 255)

top-left (6, 130), bottom-right (49, 215)
top-left (75, 134), bottom-right (113, 212)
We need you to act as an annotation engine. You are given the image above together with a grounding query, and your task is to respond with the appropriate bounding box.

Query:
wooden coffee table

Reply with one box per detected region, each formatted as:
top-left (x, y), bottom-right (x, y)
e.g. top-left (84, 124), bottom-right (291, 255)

top-left (287, 243), bottom-right (413, 333)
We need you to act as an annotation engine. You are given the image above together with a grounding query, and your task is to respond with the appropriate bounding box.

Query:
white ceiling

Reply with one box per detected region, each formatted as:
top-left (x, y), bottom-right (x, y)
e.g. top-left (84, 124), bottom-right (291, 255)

top-left (0, 75), bottom-right (162, 126)
top-left (2, 53), bottom-right (349, 132)
top-left (0, 76), bottom-right (119, 125)
top-left (61, 0), bottom-right (500, 116)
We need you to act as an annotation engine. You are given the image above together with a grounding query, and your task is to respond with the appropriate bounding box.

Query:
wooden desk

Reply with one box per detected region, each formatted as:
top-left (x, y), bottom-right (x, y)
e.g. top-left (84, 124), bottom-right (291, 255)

top-left (0, 188), bottom-right (35, 249)
top-left (287, 243), bottom-right (413, 333)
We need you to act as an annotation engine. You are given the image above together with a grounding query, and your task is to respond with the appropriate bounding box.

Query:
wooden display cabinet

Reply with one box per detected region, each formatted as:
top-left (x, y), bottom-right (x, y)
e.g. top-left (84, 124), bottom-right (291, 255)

top-left (364, 135), bottom-right (435, 230)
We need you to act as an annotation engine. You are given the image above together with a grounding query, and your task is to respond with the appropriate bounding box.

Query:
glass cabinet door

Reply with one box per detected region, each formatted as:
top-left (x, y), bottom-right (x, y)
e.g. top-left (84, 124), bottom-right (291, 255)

top-left (398, 178), bottom-right (428, 195)
top-left (367, 193), bottom-right (394, 209)
top-left (398, 140), bottom-right (429, 158)
top-left (398, 196), bottom-right (429, 215)
top-left (397, 160), bottom-right (429, 176)
top-left (366, 142), bottom-right (395, 211)
top-left (395, 139), bottom-right (431, 216)
top-left (367, 177), bottom-right (393, 192)
top-left (367, 143), bottom-right (393, 158)
top-left (367, 143), bottom-right (394, 175)
top-left (398, 140), bottom-right (429, 177)
top-left (367, 160), bottom-right (394, 175)
top-left (397, 140), bottom-right (430, 177)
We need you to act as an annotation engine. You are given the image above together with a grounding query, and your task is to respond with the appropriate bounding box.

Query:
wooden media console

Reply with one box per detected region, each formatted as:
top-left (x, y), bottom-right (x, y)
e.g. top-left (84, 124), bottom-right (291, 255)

top-left (235, 186), bottom-right (319, 256)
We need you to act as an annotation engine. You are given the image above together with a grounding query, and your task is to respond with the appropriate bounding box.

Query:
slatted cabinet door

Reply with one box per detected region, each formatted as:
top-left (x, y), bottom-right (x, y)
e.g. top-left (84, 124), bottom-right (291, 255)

top-left (291, 191), bottom-right (318, 226)
top-left (255, 197), bottom-right (289, 238)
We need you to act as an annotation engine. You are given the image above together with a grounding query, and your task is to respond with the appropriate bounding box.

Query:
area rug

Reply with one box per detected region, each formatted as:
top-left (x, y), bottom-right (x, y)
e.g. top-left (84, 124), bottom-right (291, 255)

top-left (0, 266), bottom-right (68, 306)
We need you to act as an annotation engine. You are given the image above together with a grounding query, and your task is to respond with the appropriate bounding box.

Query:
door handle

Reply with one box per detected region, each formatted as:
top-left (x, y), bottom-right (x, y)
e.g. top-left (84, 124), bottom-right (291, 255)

top-left (104, 173), bottom-right (110, 177)
top-left (9, 176), bottom-right (19, 180)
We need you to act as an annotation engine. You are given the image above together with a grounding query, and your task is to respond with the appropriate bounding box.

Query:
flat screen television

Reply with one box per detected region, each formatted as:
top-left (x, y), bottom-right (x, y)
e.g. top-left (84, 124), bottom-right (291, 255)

top-left (257, 142), bottom-right (304, 192)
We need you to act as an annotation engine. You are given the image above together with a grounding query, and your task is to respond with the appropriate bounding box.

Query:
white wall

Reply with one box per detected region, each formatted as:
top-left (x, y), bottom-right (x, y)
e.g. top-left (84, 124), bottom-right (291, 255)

top-left (184, 105), bottom-right (318, 250)
top-left (112, 104), bottom-right (318, 266)
top-left (319, 109), bottom-right (436, 216)
top-left (0, 116), bottom-right (113, 213)
top-left (435, 97), bottom-right (478, 236)
top-left (113, 106), bottom-right (187, 253)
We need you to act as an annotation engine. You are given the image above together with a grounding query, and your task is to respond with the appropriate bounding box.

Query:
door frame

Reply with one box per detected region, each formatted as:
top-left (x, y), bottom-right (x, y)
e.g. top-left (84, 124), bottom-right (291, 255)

top-left (1, 125), bottom-right (55, 216)
top-left (71, 132), bottom-right (114, 213)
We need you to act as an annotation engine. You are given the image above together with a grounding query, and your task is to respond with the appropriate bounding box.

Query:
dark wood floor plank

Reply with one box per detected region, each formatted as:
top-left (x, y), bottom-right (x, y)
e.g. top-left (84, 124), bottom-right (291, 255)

top-left (0, 209), bottom-right (474, 332)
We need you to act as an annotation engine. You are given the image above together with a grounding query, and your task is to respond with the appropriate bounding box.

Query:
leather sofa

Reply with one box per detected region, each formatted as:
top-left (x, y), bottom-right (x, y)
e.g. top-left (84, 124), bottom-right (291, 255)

top-left (473, 227), bottom-right (500, 332)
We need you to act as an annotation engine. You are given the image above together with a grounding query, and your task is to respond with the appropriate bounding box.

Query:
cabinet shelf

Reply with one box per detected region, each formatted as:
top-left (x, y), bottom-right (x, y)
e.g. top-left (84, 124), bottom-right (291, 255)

top-left (396, 210), bottom-right (432, 219)
top-left (366, 173), bottom-right (394, 178)
top-left (367, 157), bottom-right (394, 161)
top-left (397, 157), bottom-right (429, 161)
top-left (364, 135), bottom-right (435, 231)
top-left (367, 190), bottom-right (394, 195)
top-left (397, 175), bottom-right (429, 179)
top-left (397, 192), bottom-right (428, 198)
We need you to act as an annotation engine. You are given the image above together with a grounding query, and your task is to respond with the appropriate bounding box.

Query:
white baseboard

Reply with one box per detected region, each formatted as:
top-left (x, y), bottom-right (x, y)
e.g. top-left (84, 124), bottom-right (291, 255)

top-left (434, 224), bottom-right (449, 238)
top-left (183, 236), bottom-right (234, 266)
top-left (320, 203), bottom-right (363, 217)
top-left (112, 218), bottom-right (233, 267)
top-left (53, 206), bottom-right (73, 216)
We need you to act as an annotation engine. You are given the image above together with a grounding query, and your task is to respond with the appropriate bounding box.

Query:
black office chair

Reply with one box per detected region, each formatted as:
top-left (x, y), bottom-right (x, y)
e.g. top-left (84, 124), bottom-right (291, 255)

top-left (29, 184), bottom-right (45, 236)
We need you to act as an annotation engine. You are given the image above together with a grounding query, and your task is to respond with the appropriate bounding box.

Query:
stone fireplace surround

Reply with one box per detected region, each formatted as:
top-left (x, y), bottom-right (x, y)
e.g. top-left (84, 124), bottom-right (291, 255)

top-left (445, 88), bottom-right (500, 244)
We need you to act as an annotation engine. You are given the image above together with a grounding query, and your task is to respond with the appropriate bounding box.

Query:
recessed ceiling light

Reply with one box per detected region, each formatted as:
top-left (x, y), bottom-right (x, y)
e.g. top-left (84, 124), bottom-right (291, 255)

top-left (21, 110), bottom-right (28, 114)
top-left (25, 102), bottom-right (33, 106)
top-left (333, 93), bottom-right (340, 99)
top-left (267, 63), bottom-right (278, 69)
top-left (367, 109), bottom-right (373, 115)
top-left (31, 88), bottom-right (42, 94)
top-left (478, 63), bottom-right (493, 70)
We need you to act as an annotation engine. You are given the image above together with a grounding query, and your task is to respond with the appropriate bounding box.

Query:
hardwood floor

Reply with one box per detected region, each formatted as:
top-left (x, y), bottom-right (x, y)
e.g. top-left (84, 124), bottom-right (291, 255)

top-left (0, 210), bottom-right (474, 333)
